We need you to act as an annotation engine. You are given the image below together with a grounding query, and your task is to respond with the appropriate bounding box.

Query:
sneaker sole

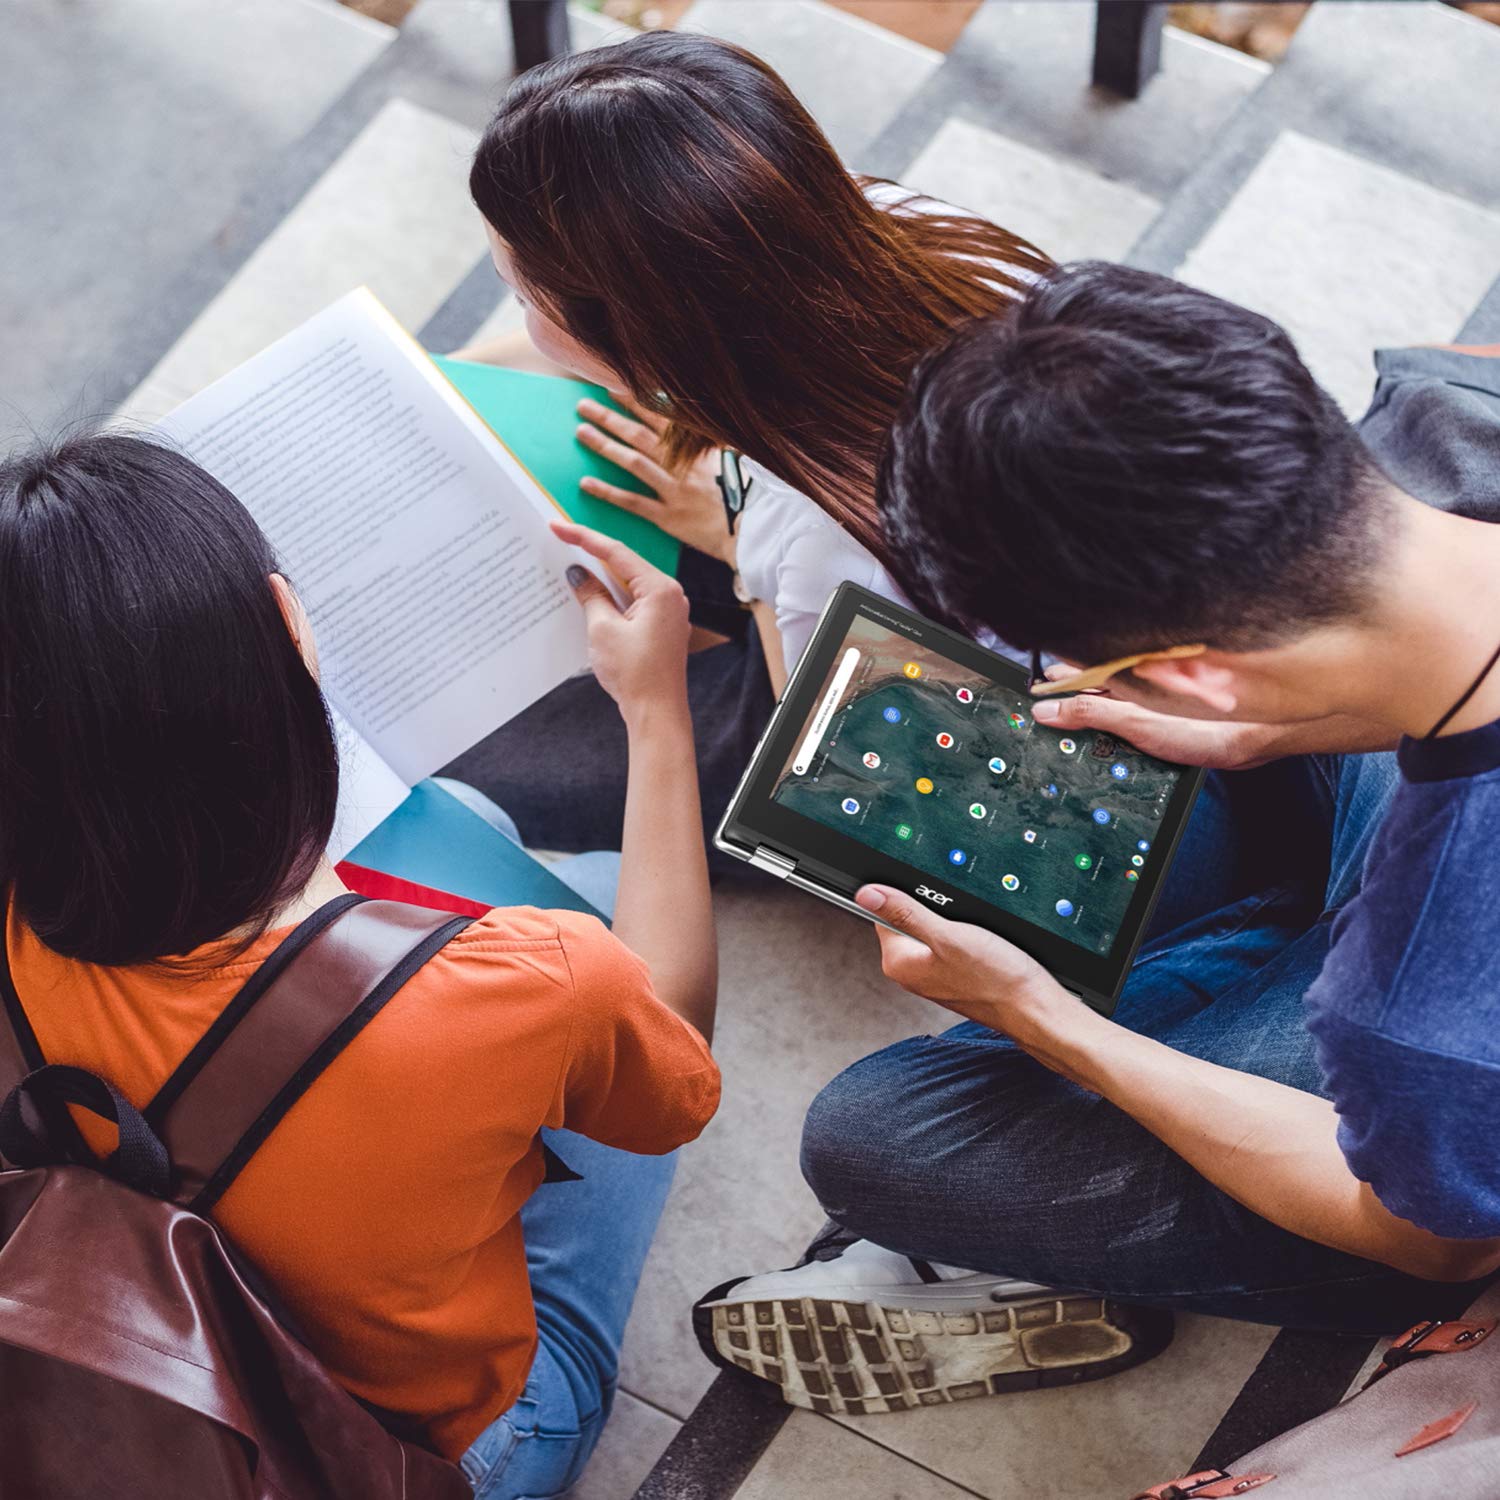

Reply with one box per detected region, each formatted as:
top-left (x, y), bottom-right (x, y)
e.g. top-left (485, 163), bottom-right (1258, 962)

top-left (693, 1284), bottom-right (1173, 1415)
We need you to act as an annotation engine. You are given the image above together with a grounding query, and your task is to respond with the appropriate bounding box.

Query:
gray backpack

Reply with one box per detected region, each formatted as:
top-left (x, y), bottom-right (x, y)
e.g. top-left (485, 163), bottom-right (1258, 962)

top-left (1133, 1284), bottom-right (1500, 1498)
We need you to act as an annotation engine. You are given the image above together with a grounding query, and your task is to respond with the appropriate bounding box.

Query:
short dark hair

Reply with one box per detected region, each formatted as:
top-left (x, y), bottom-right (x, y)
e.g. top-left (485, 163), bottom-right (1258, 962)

top-left (0, 434), bottom-right (338, 965)
top-left (879, 262), bottom-right (1391, 661)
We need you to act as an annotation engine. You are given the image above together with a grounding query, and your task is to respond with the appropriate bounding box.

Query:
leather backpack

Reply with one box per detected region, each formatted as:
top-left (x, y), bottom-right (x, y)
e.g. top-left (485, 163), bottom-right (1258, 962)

top-left (0, 894), bottom-right (476, 1500)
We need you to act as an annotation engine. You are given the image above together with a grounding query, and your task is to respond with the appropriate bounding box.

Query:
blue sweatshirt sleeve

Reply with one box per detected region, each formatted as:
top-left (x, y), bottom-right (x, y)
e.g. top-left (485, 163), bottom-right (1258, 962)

top-left (1309, 1010), bottom-right (1500, 1240)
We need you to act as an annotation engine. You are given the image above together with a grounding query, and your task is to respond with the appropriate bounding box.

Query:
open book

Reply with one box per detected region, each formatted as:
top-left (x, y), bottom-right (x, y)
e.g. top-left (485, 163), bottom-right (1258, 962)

top-left (157, 288), bottom-right (669, 859)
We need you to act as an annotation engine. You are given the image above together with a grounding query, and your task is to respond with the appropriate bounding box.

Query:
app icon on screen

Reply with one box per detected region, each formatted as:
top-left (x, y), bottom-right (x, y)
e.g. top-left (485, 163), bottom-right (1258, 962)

top-left (1074, 853), bottom-right (1093, 870)
top-left (1001, 873), bottom-right (1020, 891)
top-left (862, 751), bottom-right (881, 769)
top-left (988, 756), bottom-right (1007, 775)
top-left (1131, 854), bottom-right (1145, 867)
top-left (1125, 870), bottom-right (1140, 883)
top-left (969, 803), bottom-right (987, 819)
top-left (1059, 738), bottom-right (1077, 754)
top-left (935, 732), bottom-right (955, 749)
top-left (915, 777), bottom-right (935, 795)
top-left (948, 849), bottom-right (968, 866)
top-left (1023, 829), bottom-right (1038, 844)
top-left (1008, 712), bottom-right (1027, 729)
top-left (1041, 783), bottom-right (1059, 799)
top-left (1055, 899), bottom-right (1075, 918)
top-left (882, 706), bottom-right (902, 724)
top-left (895, 823), bottom-right (913, 841)
top-left (1092, 807), bottom-right (1111, 825)
top-left (1110, 763), bottom-right (1130, 780)
top-left (902, 662), bottom-right (923, 679)
top-left (841, 798), bottom-right (860, 815)
top-left (956, 687), bottom-right (974, 704)
top-left (1137, 839), bottom-right (1151, 853)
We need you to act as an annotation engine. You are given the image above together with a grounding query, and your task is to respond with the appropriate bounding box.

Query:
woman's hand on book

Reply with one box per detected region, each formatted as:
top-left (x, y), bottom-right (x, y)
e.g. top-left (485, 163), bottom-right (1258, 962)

top-left (553, 520), bottom-right (692, 728)
top-left (575, 397), bottom-right (736, 566)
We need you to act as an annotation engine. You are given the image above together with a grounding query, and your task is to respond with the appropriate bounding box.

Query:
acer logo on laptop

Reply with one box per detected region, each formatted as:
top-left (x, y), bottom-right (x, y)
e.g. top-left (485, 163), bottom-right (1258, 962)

top-left (915, 885), bottom-right (953, 906)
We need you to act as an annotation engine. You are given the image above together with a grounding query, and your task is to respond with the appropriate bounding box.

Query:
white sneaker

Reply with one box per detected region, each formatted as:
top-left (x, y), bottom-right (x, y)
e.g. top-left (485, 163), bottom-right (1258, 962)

top-left (694, 1234), bottom-right (1172, 1415)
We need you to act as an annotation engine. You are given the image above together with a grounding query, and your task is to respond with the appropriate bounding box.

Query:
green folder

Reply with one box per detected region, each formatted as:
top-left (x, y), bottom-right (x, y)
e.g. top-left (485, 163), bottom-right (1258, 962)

top-left (432, 356), bottom-right (681, 576)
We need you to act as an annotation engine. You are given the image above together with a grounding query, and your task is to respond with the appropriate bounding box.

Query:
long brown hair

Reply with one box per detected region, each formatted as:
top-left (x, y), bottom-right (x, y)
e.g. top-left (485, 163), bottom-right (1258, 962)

top-left (470, 30), bottom-right (1051, 572)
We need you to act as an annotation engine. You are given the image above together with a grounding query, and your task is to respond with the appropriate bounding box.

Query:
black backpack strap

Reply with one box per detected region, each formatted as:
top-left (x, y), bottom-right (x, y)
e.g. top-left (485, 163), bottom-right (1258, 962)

top-left (0, 920), bottom-right (96, 1165)
top-left (0, 921), bottom-right (45, 1097)
top-left (157, 899), bottom-right (471, 1214)
top-left (0, 1063), bottom-right (171, 1197)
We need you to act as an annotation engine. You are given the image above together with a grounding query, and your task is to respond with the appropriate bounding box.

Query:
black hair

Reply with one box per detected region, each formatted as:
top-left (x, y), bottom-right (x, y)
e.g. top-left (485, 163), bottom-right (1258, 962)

top-left (0, 434), bottom-right (339, 965)
top-left (879, 262), bottom-right (1392, 661)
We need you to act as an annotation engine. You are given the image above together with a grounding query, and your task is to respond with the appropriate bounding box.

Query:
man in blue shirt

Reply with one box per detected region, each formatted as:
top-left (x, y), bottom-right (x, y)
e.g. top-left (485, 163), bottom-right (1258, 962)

top-left (697, 263), bottom-right (1500, 1413)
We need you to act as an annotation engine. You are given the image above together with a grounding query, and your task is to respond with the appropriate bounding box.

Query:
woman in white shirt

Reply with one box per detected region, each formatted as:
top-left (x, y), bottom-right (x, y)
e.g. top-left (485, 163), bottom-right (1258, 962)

top-left (445, 28), bottom-right (1048, 857)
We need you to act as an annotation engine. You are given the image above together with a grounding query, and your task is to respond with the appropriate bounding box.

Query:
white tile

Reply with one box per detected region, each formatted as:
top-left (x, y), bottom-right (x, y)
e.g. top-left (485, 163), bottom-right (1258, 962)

top-left (682, 0), bottom-right (942, 163)
top-left (738, 1412), bottom-right (977, 1500)
top-left (834, 1313), bottom-right (1278, 1499)
top-left (566, 1391), bottom-right (680, 1500)
top-left (902, 119), bottom-right (1161, 264)
top-left (617, 883), bottom-right (943, 1419)
top-left (135, 99), bottom-right (482, 399)
top-left (1178, 131), bottom-right (1500, 414)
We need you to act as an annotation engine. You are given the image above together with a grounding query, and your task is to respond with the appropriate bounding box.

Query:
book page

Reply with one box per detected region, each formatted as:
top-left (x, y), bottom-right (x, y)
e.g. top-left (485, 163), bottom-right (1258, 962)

top-left (158, 289), bottom-right (590, 785)
top-left (327, 704), bottom-right (411, 862)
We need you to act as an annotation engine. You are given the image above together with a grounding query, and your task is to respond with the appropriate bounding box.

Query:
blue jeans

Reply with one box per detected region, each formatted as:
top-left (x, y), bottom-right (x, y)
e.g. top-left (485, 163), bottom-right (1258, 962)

top-left (416, 783), bottom-right (676, 1498)
top-left (800, 751), bottom-right (1473, 1335)
top-left (460, 1130), bottom-right (677, 1499)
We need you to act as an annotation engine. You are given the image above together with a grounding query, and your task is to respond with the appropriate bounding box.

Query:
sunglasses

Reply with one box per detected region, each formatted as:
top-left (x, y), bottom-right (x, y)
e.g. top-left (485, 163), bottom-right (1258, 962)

top-left (1027, 642), bottom-right (1207, 698)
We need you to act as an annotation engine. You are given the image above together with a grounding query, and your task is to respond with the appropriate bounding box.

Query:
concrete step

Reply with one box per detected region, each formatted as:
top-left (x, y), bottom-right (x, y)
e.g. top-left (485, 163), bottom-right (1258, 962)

top-left (2, 0), bottom-right (394, 445)
top-left (680, 0), bottom-right (945, 164)
top-left (1131, 0), bottom-right (1500, 413)
top-left (119, 96), bottom-right (482, 419)
top-left (861, 3), bottom-right (1269, 199)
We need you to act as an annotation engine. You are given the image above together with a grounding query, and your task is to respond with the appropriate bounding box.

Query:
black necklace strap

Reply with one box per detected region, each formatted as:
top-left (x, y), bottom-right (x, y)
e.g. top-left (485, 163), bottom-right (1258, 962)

top-left (1427, 639), bottom-right (1500, 740)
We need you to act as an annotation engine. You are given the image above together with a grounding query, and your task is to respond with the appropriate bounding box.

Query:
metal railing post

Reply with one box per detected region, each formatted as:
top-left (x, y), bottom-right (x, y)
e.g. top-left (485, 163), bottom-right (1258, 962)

top-left (509, 0), bottom-right (570, 74)
top-left (1092, 1), bottom-right (1166, 98)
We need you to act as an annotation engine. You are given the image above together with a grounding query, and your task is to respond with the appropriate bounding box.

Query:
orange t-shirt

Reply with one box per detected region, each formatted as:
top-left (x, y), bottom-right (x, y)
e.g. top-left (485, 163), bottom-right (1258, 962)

top-left (6, 902), bottom-right (720, 1460)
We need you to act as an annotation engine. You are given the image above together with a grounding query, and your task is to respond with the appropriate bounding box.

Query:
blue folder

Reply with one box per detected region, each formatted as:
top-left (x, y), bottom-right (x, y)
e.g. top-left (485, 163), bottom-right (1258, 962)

top-left (346, 780), bottom-right (602, 920)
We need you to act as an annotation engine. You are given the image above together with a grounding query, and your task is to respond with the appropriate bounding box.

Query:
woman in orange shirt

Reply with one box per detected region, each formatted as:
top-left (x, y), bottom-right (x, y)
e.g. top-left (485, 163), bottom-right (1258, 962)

top-left (0, 434), bottom-right (721, 1497)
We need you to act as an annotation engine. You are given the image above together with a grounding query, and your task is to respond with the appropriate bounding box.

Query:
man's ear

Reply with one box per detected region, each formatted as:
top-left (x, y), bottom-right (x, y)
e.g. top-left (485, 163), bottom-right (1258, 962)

top-left (1132, 652), bottom-right (1239, 716)
top-left (268, 573), bottom-right (320, 681)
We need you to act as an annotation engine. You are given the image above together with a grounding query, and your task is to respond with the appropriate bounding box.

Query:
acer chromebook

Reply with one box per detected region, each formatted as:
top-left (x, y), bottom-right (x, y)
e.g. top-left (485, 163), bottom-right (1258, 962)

top-left (716, 585), bottom-right (1203, 1015)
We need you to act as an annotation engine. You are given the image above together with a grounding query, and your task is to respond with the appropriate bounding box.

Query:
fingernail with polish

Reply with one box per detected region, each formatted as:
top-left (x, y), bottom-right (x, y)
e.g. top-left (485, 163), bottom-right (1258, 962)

top-left (566, 565), bottom-right (588, 587)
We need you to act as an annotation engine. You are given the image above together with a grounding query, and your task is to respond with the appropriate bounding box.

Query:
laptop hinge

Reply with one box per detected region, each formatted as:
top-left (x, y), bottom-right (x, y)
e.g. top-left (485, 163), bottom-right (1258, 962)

top-left (749, 845), bottom-right (796, 878)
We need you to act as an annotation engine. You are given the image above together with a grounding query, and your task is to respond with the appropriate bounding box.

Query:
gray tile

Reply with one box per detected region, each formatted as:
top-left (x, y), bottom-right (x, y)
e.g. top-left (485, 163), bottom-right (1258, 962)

top-left (1130, 1), bottom-right (1500, 278)
top-left (834, 1313), bottom-right (1278, 1499)
top-left (864, 6), bottom-right (1267, 201)
top-left (1178, 130), bottom-right (1500, 414)
top-left (566, 1391), bottom-right (680, 1500)
top-left (134, 98), bottom-right (482, 400)
top-left (737, 1412), bottom-right (978, 1500)
top-left (903, 118), bottom-right (1160, 264)
top-left (682, 0), bottom-right (942, 163)
top-left (616, 884), bottom-right (942, 1419)
top-left (1, 0), bottom-right (393, 444)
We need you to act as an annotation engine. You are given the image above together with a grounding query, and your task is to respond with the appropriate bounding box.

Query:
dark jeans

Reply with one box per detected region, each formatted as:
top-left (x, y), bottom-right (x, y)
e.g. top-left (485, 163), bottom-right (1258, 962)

top-left (442, 548), bottom-right (772, 877)
top-left (801, 751), bottom-right (1482, 1334)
